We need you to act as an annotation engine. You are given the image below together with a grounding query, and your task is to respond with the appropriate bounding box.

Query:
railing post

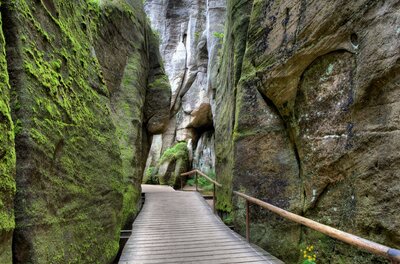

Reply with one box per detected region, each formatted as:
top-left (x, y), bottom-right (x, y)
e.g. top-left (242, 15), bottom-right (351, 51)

top-left (246, 200), bottom-right (250, 242)
top-left (195, 172), bottom-right (198, 192)
top-left (180, 176), bottom-right (183, 190)
top-left (213, 183), bottom-right (216, 214)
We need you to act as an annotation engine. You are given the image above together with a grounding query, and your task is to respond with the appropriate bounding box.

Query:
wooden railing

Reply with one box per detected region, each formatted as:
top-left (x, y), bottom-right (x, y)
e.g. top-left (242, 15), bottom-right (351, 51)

top-left (181, 169), bottom-right (400, 263)
top-left (181, 169), bottom-right (221, 214)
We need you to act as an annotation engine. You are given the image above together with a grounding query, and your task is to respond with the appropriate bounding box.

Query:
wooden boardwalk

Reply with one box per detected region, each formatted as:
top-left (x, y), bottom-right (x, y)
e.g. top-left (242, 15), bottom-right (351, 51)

top-left (118, 187), bottom-right (283, 264)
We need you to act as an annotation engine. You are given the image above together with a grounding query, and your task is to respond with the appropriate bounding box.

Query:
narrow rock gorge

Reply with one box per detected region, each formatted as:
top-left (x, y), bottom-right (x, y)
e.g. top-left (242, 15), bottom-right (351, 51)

top-left (0, 0), bottom-right (399, 263)
top-left (142, 0), bottom-right (225, 187)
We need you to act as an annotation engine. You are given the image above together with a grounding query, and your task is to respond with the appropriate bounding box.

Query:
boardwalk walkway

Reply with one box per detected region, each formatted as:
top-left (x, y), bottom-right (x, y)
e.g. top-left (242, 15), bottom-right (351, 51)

top-left (118, 186), bottom-right (283, 264)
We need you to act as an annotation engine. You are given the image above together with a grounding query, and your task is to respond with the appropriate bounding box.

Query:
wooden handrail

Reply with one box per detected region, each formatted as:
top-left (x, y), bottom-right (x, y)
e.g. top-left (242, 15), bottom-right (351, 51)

top-left (233, 191), bottom-right (400, 263)
top-left (181, 169), bottom-right (221, 214)
top-left (181, 169), bottom-right (400, 263)
top-left (181, 169), bottom-right (222, 187)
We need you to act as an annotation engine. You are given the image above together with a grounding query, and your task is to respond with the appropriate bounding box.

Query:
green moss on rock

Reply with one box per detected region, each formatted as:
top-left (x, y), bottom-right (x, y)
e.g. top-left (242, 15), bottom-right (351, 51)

top-left (0, 7), bottom-right (16, 264)
top-left (157, 142), bottom-right (189, 187)
top-left (159, 142), bottom-right (189, 164)
top-left (5, 1), bottom-right (124, 263)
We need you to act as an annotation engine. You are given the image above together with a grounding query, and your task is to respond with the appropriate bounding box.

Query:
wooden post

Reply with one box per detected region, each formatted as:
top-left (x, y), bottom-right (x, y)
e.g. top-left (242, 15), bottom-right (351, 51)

top-left (246, 200), bottom-right (250, 242)
top-left (195, 172), bottom-right (198, 192)
top-left (213, 183), bottom-right (216, 214)
top-left (180, 177), bottom-right (183, 190)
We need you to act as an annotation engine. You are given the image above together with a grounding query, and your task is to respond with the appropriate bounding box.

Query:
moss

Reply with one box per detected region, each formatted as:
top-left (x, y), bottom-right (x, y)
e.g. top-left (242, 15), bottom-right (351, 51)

top-left (1, 0), bottom-right (165, 262)
top-left (109, 47), bottom-right (148, 229)
top-left (159, 142), bottom-right (189, 164)
top-left (143, 166), bottom-right (158, 184)
top-left (0, 9), bottom-right (16, 264)
top-left (7, 0), bottom-right (129, 263)
top-left (147, 74), bottom-right (169, 91)
top-left (157, 142), bottom-right (189, 187)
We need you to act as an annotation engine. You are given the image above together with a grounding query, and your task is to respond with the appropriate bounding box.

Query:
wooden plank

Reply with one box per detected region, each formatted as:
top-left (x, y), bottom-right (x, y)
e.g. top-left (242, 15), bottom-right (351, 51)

top-left (118, 190), bottom-right (283, 264)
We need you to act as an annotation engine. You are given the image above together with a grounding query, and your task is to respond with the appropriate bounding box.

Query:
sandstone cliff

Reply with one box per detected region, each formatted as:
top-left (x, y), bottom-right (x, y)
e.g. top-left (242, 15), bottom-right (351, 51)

top-left (0, 0), bottom-right (170, 262)
top-left (0, 0), bottom-right (398, 263)
top-left (216, 0), bottom-right (400, 263)
top-left (143, 0), bottom-right (225, 186)
top-left (142, 0), bottom-right (399, 262)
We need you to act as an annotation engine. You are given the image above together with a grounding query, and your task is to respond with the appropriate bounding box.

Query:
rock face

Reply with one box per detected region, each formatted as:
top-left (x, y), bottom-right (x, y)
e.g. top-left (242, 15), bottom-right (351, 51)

top-left (216, 0), bottom-right (400, 263)
top-left (93, 0), bottom-right (170, 230)
top-left (0, 8), bottom-right (16, 263)
top-left (0, 0), bottom-right (169, 263)
top-left (143, 0), bottom-right (225, 185)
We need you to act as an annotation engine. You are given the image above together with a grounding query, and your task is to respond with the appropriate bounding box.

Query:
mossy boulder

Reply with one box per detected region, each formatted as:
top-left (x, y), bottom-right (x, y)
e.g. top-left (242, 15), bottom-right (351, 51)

top-left (157, 142), bottom-right (189, 188)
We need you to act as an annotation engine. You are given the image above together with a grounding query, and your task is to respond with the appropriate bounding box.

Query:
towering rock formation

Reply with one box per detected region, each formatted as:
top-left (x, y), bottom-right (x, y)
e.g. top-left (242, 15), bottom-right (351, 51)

top-left (143, 0), bottom-right (225, 185)
top-left (0, 0), bottom-right (398, 263)
top-left (0, 0), bottom-right (170, 263)
top-left (216, 0), bottom-right (400, 263)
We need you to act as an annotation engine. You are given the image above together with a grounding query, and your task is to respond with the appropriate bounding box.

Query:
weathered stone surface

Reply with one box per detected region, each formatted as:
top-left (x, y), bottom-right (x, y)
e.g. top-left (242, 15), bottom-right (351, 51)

top-left (93, 0), bottom-right (169, 230)
top-left (3, 1), bottom-right (124, 262)
top-left (3, 1), bottom-right (123, 262)
top-left (215, 0), bottom-right (252, 214)
top-left (216, 0), bottom-right (400, 263)
top-left (233, 77), bottom-right (302, 260)
top-left (0, 7), bottom-right (15, 264)
top-left (193, 131), bottom-right (215, 173)
top-left (157, 142), bottom-right (189, 188)
top-left (144, 0), bottom-right (225, 185)
top-left (1, 0), bottom-right (169, 263)
top-left (145, 32), bottom-right (171, 135)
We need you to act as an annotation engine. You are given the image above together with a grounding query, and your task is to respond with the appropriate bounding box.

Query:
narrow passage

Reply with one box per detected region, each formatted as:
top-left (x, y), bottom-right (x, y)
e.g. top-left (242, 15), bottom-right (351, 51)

top-left (118, 186), bottom-right (284, 264)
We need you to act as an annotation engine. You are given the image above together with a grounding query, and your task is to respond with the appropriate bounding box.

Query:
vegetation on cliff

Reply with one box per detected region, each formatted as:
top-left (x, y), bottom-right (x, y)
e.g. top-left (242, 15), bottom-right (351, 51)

top-left (0, 0), bottom-right (169, 263)
top-left (0, 9), bottom-right (16, 264)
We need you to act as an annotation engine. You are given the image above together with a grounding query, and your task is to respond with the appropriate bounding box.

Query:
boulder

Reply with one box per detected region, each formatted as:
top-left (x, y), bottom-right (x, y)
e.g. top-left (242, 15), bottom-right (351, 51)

top-left (157, 142), bottom-right (189, 188)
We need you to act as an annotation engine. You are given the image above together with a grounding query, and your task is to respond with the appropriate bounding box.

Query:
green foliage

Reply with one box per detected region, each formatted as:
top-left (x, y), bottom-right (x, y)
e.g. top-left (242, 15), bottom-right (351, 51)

top-left (301, 245), bottom-right (317, 264)
top-left (186, 170), bottom-right (216, 192)
top-left (213, 31), bottom-right (224, 39)
top-left (144, 166), bottom-right (159, 184)
top-left (159, 142), bottom-right (189, 164)
top-left (222, 214), bottom-right (233, 225)
top-left (194, 31), bottom-right (201, 42)
top-left (87, 0), bottom-right (100, 5)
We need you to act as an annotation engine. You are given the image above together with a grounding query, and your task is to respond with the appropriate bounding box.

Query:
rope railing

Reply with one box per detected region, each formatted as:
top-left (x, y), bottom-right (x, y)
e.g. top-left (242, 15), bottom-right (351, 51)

top-left (180, 169), bottom-right (400, 263)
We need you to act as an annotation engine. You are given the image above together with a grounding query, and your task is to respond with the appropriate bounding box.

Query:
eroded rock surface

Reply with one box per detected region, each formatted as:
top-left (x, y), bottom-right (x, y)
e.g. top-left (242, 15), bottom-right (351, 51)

top-left (0, 0), bottom-right (169, 263)
top-left (144, 0), bottom-right (226, 184)
top-left (216, 0), bottom-right (400, 263)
